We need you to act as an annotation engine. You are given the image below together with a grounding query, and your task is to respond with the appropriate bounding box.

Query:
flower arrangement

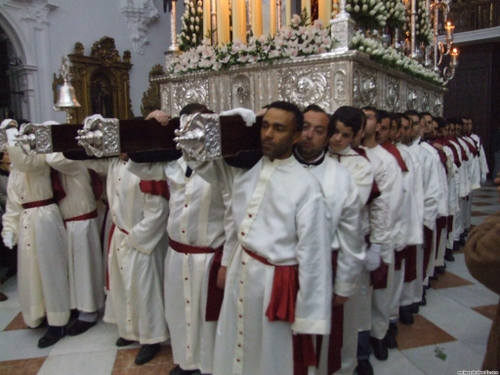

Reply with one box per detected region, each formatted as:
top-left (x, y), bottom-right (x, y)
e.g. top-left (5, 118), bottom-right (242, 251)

top-left (403, 0), bottom-right (433, 46)
top-left (385, 0), bottom-right (406, 29)
top-left (350, 31), bottom-right (443, 85)
top-left (177, 0), bottom-right (204, 52)
top-left (167, 14), bottom-right (336, 75)
top-left (345, 0), bottom-right (387, 30)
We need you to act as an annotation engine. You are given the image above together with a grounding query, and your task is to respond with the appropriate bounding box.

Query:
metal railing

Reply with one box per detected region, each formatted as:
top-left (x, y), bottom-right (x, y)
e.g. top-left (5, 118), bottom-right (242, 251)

top-left (451, 0), bottom-right (500, 32)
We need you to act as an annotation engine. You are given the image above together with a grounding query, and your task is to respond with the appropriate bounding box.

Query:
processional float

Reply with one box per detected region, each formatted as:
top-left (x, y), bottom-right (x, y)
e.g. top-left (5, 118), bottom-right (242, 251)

top-left (1, 0), bottom-right (458, 162)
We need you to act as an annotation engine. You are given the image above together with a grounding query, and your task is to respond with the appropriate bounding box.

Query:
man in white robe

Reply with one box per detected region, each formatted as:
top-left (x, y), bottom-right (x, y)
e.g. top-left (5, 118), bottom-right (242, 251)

top-left (84, 154), bottom-right (169, 365)
top-left (1, 119), bottom-right (70, 348)
top-left (45, 122), bottom-right (104, 336)
top-left (188, 102), bottom-right (332, 375)
top-left (126, 103), bottom-right (227, 375)
top-left (294, 104), bottom-right (364, 375)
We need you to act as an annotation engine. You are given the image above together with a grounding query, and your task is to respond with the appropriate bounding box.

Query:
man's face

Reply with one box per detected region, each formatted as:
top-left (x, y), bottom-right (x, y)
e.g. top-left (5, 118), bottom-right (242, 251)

top-left (424, 115), bottom-right (433, 134)
top-left (409, 115), bottom-right (420, 139)
top-left (467, 119), bottom-right (473, 133)
top-left (377, 117), bottom-right (391, 144)
top-left (419, 117), bottom-right (426, 137)
top-left (329, 120), bottom-right (355, 152)
top-left (401, 118), bottom-right (413, 145)
top-left (390, 119), bottom-right (400, 143)
top-left (261, 108), bottom-right (301, 160)
top-left (455, 122), bottom-right (462, 136)
top-left (449, 123), bottom-right (455, 137)
top-left (362, 109), bottom-right (380, 139)
top-left (297, 110), bottom-right (329, 161)
top-left (438, 124), bottom-right (449, 138)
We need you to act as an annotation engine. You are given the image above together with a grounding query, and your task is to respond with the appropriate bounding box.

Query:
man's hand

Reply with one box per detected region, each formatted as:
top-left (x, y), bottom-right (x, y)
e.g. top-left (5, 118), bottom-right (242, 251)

top-left (332, 294), bottom-right (348, 306)
top-left (217, 266), bottom-right (227, 289)
top-left (146, 110), bottom-right (170, 126)
top-left (2, 232), bottom-right (15, 249)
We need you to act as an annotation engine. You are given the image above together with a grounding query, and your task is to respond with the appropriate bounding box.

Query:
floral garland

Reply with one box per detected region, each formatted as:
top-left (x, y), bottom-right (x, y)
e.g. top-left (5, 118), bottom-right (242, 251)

top-left (167, 15), bottom-right (335, 75)
top-left (350, 31), bottom-right (443, 85)
top-left (177, 0), bottom-right (204, 52)
top-left (403, 0), bottom-right (432, 46)
top-left (345, 0), bottom-right (387, 30)
top-left (385, 0), bottom-right (406, 29)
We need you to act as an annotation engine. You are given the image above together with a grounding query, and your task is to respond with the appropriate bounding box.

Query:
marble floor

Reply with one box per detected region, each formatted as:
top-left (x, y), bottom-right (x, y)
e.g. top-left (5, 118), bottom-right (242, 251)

top-left (0, 185), bottom-right (498, 375)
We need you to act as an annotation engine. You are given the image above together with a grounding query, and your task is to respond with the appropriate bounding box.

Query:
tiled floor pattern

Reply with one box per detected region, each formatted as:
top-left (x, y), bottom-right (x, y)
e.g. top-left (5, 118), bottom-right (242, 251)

top-left (0, 185), bottom-right (498, 375)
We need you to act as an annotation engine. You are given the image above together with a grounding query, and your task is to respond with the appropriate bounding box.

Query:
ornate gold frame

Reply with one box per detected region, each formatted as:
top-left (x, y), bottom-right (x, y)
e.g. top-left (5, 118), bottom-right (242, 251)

top-left (53, 36), bottom-right (133, 123)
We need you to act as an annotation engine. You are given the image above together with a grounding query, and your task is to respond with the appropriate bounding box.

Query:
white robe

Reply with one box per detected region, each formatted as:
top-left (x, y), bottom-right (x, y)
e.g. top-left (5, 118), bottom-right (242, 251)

top-left (2, 146), bottom-right (69, 327)
top-left (85, 158), bottom-right (168, 344)
top-left (193, 155), bottom-right (332, 375)
top-left (127, 158), bottom-right (227, 373)
top-left (46, 153), bottom-right (104, 313)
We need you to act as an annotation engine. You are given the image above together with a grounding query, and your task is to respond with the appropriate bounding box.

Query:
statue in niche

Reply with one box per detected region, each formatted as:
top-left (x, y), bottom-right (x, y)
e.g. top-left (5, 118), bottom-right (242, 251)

top-left (90, 74), bottom-right (113, 118)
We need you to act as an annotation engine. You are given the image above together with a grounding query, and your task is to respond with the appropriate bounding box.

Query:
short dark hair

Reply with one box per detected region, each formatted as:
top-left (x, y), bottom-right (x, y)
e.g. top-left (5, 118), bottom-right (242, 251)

top-left (266, 101), bottom-right (304, 132)
top-left (420, 111), bottom-right (433, 119)
top-left (362, 106), bottom-right (381, 123)
top-left (434, 117), bottom-right (447, 129)
top-left (404, 109), bottom-right (420, 120)
top-left (330, 106), bottom-right (364, 136)
top-left (378, 110), bottom-right (390, 121)
top-left (180, 103), bottom-right (211, 116)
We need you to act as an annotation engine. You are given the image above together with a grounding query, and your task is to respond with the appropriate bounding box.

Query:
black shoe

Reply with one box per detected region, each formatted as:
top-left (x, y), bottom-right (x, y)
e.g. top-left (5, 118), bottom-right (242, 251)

top-left (135, 343), bottom-right (161, 365)
top-left (388, 322), bottom-right (398, 336)
top-left (435, 266), bottom-right (445, 275)
top-left (411, 302), bottom-right (419, 314)
top-left (419, 289), bottom-right (427, 306)
top-left (383, 331), bottom-right (398, 349)
top-left (444, 248), bottom-right (455, 262)
top-left (429, 271), bottom-right (438, 280)
top-left (369, 337), bottom-right (388, 360)
top-left (355, 359), bottom-right (373, 375)
top-left (116, 337), bottom-right (136, 347)
top-left (38, 326), bottom-right (66, 348)
top-left (0, 292), bottom-right (7, 302)
top-left (169, 365), bottom-right (202, 375)
top-left (399, 305), bottom-right (414, 325)
top-left (67, 320), bottom-right (97, 336)
top-left (459, 233), bottom-right (466, 246)
top-left (70, 309), bottom-right (79, 320)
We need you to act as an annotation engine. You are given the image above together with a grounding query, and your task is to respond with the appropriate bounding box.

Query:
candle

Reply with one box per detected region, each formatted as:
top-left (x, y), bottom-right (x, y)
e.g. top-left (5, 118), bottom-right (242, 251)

top-left (270, 0), bottom-right (277, 35)
top-left (216, 0), bottom-right (230, 44)
top-left (451, 47), bottom-right (459, 67)
top-left (303, 0), bottom-right (311, 18)
top-left (318, 0), bottom-right (332, 26)
top-left (251, 0), bottom-right (263, 37)
top-left (203, 0), bottom-right (211, 41)
top-left (445, 21), bottom-right (455, 43)
top-left (232, 0), bottom-right (246, 41)
top-left (285, 0), bottom-right (292, 25)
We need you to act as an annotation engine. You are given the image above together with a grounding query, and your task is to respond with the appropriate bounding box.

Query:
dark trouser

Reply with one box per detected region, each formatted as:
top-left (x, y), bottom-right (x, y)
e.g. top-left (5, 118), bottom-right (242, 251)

top-left (357, 330), bottom-right (372, 360)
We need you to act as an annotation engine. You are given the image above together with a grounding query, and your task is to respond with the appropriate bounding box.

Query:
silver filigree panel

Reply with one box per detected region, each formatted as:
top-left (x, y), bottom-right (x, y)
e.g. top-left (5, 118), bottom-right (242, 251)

top-left (421, 91), bottom-right (430, 112)
top-left (173, 79), bottom-right (209, 115)
top-left (160, 84), bottom-right (170, 114)
top-left (0, 129), bottom-right (7, 152)
top-left (230, 74), bottom-right (253, 109)
top-left (175, 113), bottom-right (222, 161)
top-left (333, 68), bottom-right (348, 109)
top-left (277, 66), bottom-right (330, 110)
top-left (385, 77), bottom-right (400, 112)
top-left (353, 67), bottom-right (377, 108)
top-left (35, 125), bottom-right (53, 153)
top-left (407, 89), bottom-right (418, 110)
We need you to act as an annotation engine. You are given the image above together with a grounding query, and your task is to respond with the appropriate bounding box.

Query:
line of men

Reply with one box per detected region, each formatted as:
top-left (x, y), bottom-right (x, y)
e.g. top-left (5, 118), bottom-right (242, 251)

top-left (0, 102), bottom-right (488, 375)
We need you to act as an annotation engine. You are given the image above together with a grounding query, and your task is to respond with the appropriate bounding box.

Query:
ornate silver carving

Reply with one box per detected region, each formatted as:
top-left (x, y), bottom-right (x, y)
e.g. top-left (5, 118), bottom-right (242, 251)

top-left (174, 113), bottom-right (222, 161)
top-left (119, 0), bottom-right (159, 55)
top-left (353, 68), bottom-right (377, 108)
top-left (407, 90), bottom-right (418, 109)
top-left (386, 78), bottom-right (400, 112)
top-left (278, 66), bottom-right (330, 109)
top-left (76, 115), bottom-right (120, 157)
top-left (172, 79), bottom-right (209, 114)
top-left (231, 74), bottom-right (252, 108)
top-left (0, 129), bottom-right (7, 153)
top-left (14, 123), bottom-right (53, 155)
top-left (160, 84), bottom-right (170, 113)
top-left (433, 95), bottom-right (443, 116)
top-left (330, 15), bottom-right (355, 52)
top-left (333, 69), bottom-right (348, 107)
top-left (421, 91), bottom-right (430, 112)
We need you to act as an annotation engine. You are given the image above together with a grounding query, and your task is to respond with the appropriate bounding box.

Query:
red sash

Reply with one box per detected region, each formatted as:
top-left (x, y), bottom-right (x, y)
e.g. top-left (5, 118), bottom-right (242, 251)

top-left (169, 237), bottom-right (224, 322)
top-left (22, 198), bottom-right (55, 209)
top-left (139, 180), bottom-right (170, 200)
top-left (242, 247), bottom-right (317, 375)
top-left (380, 141), bottom-right (408, 172)
top-left (64, 209), bottom-right (98, 222)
